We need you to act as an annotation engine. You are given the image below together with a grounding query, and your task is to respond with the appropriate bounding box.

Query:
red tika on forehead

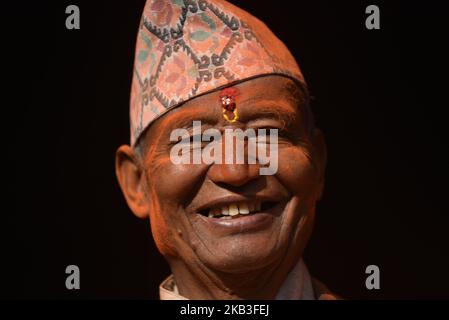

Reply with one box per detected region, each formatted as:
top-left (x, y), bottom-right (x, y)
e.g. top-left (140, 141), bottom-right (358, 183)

top-left (220, 87), bottom-right (238, 111)
top-left (220, 87), bottom-right (239, 122)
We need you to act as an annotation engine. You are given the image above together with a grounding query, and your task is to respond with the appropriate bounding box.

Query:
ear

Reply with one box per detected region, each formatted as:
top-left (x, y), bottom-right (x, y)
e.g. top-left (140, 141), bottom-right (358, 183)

top-left (312, 128), bottom-right (327, 200)
top-left (115, 145), bottom-right (149, 219)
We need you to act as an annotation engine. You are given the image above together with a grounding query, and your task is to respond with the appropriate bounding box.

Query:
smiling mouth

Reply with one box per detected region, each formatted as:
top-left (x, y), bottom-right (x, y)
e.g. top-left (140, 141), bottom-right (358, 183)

top-left (198, 200), bottom-right (279, 219)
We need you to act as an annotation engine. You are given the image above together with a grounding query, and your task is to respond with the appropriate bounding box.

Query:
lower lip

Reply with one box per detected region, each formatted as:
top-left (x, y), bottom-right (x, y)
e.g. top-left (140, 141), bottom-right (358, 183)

top-left (196, 211), bottom-right (276, 233)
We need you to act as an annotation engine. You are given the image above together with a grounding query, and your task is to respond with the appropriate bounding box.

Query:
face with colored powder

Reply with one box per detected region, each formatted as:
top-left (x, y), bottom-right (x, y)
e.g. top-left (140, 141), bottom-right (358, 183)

top-left (116, 75), bottom-right (326, 297)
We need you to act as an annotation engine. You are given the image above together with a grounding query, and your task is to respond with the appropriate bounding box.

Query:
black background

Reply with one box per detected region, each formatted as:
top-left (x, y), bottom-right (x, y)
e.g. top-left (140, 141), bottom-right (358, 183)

top-left (5, 0), bottom-right (449, 299)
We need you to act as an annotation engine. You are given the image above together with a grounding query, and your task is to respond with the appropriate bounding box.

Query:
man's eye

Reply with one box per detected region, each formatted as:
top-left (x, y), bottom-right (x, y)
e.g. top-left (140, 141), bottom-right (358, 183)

top-left (188, 135), bottom-right (209, 148)
top-left (256, 127), bottom-right (291, 140)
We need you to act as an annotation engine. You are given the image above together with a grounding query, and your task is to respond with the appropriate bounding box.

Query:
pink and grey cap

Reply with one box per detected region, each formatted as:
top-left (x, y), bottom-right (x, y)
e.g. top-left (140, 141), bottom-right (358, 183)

top-left (130, 0), bottom-right (306, 146)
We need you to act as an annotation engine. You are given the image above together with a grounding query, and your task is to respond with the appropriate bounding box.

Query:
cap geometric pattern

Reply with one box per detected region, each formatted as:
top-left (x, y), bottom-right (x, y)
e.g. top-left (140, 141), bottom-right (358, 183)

top-left (130, 0), bottom-right (305, 145)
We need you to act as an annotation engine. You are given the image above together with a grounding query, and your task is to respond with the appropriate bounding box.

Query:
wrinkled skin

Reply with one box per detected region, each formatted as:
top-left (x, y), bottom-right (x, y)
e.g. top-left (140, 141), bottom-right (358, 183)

top-left (116, 75), bottom-right (326, 299)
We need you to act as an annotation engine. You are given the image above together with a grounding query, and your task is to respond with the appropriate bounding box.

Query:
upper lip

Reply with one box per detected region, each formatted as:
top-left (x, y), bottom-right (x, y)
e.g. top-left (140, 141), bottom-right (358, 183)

top-left (195, 194), bottom-right (283, 213)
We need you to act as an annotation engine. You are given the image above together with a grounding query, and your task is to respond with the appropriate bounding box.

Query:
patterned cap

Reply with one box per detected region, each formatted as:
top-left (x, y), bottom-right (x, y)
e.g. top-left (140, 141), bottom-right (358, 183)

top-left (130, 0), bottom-right (305, 145)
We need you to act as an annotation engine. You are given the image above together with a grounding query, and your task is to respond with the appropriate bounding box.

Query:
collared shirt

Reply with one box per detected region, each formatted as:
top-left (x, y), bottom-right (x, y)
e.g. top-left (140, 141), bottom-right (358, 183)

top-left (160, 259), bottom-right (338, 300)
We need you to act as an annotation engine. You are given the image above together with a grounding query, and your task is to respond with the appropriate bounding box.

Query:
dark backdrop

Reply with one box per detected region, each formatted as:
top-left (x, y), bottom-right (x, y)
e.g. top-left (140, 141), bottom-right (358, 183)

top-left (5, 0), bottom-right (448, 299)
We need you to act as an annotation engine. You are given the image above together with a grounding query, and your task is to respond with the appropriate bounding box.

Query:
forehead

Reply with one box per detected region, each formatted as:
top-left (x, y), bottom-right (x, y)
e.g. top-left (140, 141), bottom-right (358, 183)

top-left (147, 75), bottom-right (306, 134)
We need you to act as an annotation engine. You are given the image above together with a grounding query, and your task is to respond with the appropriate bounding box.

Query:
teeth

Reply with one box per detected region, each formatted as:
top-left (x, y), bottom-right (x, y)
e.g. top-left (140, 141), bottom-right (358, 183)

top-left (238, 202), bottom-right (249, 214)
top-left (207, 200), bottom-right (264, 218)
top-left (221, 206), bottom-right (229, 216)
top-left (208, 208), bottom-right (218, 217)
top-left (229, 204), bottom-right (239, 216)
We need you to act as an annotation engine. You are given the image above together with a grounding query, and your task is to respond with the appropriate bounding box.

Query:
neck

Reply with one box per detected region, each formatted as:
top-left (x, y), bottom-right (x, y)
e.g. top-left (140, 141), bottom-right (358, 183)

top-left (168, 254), bottom-right (301, 300)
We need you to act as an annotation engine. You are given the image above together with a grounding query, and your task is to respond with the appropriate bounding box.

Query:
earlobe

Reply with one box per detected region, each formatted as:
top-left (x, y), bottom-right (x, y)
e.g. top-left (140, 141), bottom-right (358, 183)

top-left (115, 145), bottom-right (149, 219)
top-left (313, 128), bottom-right (327, 200)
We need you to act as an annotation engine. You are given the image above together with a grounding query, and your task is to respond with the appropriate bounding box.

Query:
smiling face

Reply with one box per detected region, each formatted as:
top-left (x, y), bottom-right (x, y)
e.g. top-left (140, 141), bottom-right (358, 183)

top-left (116, 75), bottom-right (326, 294)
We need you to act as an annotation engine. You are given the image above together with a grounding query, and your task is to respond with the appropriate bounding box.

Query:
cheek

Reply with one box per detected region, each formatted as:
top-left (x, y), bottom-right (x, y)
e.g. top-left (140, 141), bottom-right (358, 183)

top-left (276, 146), bottom-right (318, 196)
top-left (150, 157), bottom-right (209, 202)
top-left (148, 202), bottom-right (178, 257)
top-left (275, 147), bottom-right (318, 254)
top-left (145, 159), bottom-right (209, 255)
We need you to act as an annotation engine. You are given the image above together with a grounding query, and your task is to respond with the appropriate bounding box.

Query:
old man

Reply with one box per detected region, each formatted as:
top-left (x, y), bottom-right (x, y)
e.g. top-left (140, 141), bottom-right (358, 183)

top-left (116, 0), bottom-right (338, 300)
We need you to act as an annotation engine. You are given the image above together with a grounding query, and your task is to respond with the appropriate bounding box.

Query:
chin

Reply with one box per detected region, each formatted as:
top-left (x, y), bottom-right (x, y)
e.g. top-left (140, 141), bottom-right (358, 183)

top-left (197, 233), bottom-right (288, 274)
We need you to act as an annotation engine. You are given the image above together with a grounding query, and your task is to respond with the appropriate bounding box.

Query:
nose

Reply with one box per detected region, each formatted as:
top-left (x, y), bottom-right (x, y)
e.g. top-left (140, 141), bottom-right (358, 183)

top-left (207, 162), bottom-right (261, 187)
top-left (205, 127), bottom-right (262, 187)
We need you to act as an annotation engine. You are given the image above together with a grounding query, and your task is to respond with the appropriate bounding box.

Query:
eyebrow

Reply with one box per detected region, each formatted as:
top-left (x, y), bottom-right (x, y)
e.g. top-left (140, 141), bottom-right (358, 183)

top-left (239, 99), bottom-right (299, 128)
